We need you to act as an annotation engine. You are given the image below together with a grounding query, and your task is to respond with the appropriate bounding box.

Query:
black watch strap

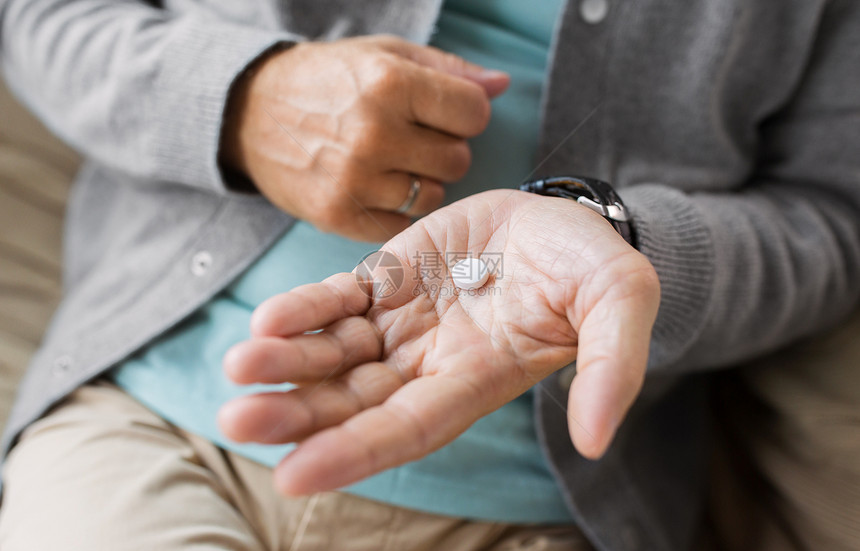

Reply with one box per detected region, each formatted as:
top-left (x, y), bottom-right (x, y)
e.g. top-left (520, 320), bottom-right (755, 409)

top-left (519, 176), bottom-right (636, 248)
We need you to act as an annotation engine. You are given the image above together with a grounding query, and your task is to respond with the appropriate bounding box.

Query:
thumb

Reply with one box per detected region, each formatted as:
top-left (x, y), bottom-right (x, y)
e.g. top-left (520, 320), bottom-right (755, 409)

top-left (566, 268), bottom-right (659, 459)
top-left (388, 40), bottom-right (510, 98)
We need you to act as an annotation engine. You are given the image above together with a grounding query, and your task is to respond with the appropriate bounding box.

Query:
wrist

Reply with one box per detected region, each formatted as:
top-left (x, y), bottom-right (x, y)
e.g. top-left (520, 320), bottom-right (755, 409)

top-left (520, 176), bottom-right (637, 248)
top-left (218, 42), bottom-right (297, 191)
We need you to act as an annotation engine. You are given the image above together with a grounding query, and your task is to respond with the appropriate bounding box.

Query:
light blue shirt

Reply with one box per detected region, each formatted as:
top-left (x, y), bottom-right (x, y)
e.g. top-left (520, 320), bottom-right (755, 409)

top-left (110, 0), bottom-right (571, 523)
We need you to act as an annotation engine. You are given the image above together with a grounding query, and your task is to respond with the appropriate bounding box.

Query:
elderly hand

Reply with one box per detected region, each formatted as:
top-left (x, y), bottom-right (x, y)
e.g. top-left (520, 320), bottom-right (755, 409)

top-left (218, 189), bottom-right (660, 495)
top-left (221, 35), bottom-right (510, 241)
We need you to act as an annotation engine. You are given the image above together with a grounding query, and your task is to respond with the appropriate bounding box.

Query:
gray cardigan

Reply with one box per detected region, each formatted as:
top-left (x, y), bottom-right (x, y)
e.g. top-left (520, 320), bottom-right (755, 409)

top-left (2, 0), bottom-right (859, 549)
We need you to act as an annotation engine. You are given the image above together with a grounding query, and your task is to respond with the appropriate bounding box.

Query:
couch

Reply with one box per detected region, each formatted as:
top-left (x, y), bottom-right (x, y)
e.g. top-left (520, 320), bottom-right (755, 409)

top-left (0, 78), bottom-right (79, 426)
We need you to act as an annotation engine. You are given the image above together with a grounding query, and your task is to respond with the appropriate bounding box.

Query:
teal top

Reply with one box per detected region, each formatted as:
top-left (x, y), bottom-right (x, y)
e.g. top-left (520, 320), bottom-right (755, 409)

top-left (110, 0), bottom-right (571, 523)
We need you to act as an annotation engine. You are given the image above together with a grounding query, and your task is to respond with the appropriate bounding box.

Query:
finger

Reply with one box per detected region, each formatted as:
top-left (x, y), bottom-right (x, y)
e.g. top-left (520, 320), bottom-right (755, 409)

top-left (317, 203), bottom-right (411, 243)
top-left (345, 206), bottom-right (413, 242)
top-left (384, 39), bottom-right (510, 98)
top-left (393, 126), bottom-right (472, 183)
top-left (225, 317), bottom-right (383, 385)
top-left (407, 64), bottom-right (493, 138)
top-left (272, 374), bottom-right (488, 495)
top-left (363, 173), bottom-right (445, 216)
top-left (251, 272), bottom-right (371, 337)
top-left (218, 361), bottom-right (406, 444)
top-left (566, 268), bottom-right (660, 459)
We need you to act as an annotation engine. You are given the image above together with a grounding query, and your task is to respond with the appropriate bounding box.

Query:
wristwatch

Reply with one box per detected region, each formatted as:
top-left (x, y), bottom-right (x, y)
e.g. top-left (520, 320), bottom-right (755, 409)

top-left (519, 176), bottom-right (636, 248)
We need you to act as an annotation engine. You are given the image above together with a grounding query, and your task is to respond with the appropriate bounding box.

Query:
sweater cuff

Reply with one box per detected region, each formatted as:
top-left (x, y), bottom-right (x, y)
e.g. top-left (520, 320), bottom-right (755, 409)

top-left (619, 184), bottom-right (715, 370)
top-left (149, 17), bottom-right (304, 195)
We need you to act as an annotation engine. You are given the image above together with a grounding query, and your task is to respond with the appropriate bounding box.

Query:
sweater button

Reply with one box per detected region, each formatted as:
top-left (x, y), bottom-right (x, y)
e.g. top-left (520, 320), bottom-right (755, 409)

top-left (190, 251), bottom-right (213, 277)
top-left (580, 0), bottom-right (609, 24)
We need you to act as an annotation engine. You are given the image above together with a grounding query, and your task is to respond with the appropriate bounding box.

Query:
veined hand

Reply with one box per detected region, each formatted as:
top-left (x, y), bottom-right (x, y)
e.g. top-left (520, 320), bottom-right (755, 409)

top-left (218, 189), bottom-right (660, 495)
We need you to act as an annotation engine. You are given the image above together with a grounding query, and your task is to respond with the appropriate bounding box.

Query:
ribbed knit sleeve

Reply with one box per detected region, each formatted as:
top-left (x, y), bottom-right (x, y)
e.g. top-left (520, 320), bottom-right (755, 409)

top-left (619, 185), bottom-right (715, 370)
top-left (1, 2), bottom-right (303, 195)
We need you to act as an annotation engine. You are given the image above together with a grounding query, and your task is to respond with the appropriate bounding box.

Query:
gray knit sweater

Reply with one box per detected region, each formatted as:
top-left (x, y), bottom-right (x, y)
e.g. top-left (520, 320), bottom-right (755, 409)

top-left (2, 1), bottom-right (859, 549)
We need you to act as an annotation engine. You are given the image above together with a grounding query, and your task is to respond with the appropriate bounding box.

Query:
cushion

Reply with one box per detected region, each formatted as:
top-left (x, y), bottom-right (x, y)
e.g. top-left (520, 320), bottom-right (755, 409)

top-left (0, 78), bottom-right (80, 427)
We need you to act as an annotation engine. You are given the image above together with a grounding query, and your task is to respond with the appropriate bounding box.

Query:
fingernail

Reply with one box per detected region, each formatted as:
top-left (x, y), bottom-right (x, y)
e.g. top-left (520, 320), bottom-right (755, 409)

top-left (481, 68), bottom-right (509, 79)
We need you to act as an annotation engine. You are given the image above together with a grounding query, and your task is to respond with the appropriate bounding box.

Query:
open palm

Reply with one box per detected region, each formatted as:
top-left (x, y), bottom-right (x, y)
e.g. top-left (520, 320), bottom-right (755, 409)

top-left (218, 189), bottom-right (660, 495)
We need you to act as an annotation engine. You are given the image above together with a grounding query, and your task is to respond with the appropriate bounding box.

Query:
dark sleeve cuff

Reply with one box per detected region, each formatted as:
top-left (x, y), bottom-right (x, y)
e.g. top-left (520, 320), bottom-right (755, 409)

top-left (619, 184), bottom-right (716, 371)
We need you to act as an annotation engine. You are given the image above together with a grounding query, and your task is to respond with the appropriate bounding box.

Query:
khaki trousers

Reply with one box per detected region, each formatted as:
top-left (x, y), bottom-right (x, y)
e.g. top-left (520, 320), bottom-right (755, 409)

top-left (701, 309), bottom-right (860, 551)
top-left (0, 381), bottom-right (590, 551)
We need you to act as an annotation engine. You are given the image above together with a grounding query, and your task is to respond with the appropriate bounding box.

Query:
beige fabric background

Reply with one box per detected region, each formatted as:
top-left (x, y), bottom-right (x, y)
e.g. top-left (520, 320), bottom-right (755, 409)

top-left (0, 78), bottom-right (79, 426)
